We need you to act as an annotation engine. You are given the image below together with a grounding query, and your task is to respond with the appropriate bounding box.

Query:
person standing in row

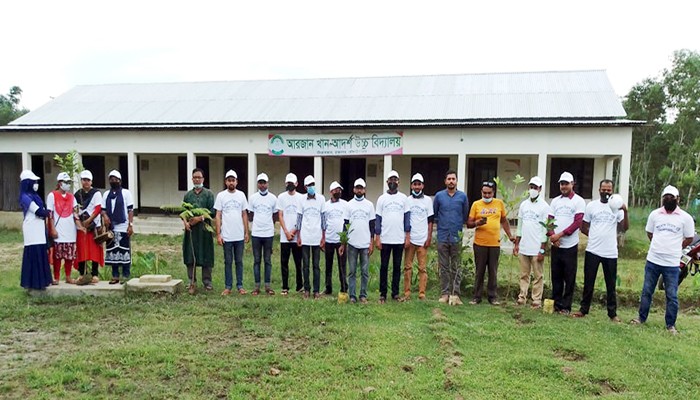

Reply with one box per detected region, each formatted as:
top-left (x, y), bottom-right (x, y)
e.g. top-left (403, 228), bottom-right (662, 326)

top-left (19, 170), bottom-right (53, 291)
top-left (433, 170), bottom-right (469, 304)
top-left (513, 176), bottom-right (550, 308)
top-left (247, 173), bottom-right (277, 295)
top-left (47, 172), bottom-right (83, 284)
top-left (345, 178), bottom-right (375, 304)
top-left (323, 181), bottom-right (348, 295)
top-left (403, 173), bottom-right (433, 300)
top-left (375, 170), bottom-right (408, 303)
top-left (215, 170), bottom-right (249, 296)
top-left (296, 175), bottom-right (326, 299)
top-left (101, 170), bottom-right (134, 284)
top-left (182, 168), bottom-right (216, 295)
top-left (75, 170), bottom-right (104, 284)
top-left (276, 173), bottom-right (303, 295)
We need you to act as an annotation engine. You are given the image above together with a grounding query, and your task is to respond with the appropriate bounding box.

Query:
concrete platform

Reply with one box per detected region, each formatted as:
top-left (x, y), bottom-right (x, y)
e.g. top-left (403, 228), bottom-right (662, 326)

top-left (28, 281), bottom-right (126, 297)
top-left (125, 276), bottom-right (183, 294)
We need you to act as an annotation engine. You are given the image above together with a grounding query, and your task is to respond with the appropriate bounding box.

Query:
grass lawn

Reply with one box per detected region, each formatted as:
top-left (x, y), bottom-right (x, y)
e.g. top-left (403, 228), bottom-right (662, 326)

top-left (1, 225), bottom-right (700, 399)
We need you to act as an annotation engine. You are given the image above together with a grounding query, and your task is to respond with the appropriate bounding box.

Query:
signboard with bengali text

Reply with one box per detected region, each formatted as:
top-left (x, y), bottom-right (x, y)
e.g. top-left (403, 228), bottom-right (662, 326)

top-left (268, 132), bottom-right (403, 157)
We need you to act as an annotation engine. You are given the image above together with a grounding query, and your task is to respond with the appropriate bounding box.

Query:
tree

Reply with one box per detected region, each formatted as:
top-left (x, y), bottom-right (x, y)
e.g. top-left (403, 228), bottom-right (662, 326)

top-left (0, 86), bottom-right (29, 125)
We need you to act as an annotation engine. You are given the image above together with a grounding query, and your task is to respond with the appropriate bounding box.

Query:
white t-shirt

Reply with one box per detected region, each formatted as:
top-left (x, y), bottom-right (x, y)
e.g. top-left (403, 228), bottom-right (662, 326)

top-left (346, 198), bottom-right (375, 249)
top-left (299, 194), bottom-right (325, 246)
top-left (47, 191), bottom-right (78, 242)
top-left (77, 190), bottom-right (103, 228)
top-left (405, 195), bottom-right (434, 246)
top-left (550, 193), bottom-right (586, 249)
top-left (324, 198), bottom-right (348, 244)
top-left (214, 190), bottom-right (248, 242)
top-left (517, 196), bottom-right (551, 256)
top-left (646, 207), bottom-right (695, 267)
top-left (376, 191), bottom-right (408, 244)
top-left (101, 189), bottom-right (134, 233)
top-left (23, 201), bottom-right (47, 246)
top-left (247, 191), bottom-right (277, 238)
top-left (584, 200), bottom-right (624, 258)
top-left (276, 191), bottom-right (302, 243)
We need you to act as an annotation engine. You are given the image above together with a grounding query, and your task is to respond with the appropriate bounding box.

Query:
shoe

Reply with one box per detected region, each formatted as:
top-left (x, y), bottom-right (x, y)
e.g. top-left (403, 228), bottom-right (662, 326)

top-left (324, 290), bottom-right (332, 295)
top-left (667, 325), bottom-right (679, 335)
top-left (281, 289), bottom-right (289, 296)
top-left (109, 278), bottom-right (120, 285)
top-left (51, 280), bottom-right (59, 285)
top-left (91, 276), bottom-right (99, 284)
top-left (488, 300), bottom-right (500, 306)
top-left (265, 288), bottom-right (275, 295)
top-left (438, 295), bottom-right (449, 303)
top-left (629, 318), bottom-right (643, 325)
top-left (65, 278), bottom-right (76, 284)
top-left (558, 310), bottom-right (570, 316)
top-left (360, 297), bottom-right (368, 304)
top-left (392, 295), bottom-right (404, 302)
top-left (571, 311), bottom-right (586, 318)
top-left (468, 299), bottom-right (480, 305)
top-left (531, 303), bottom-right (542, 310)
top-left (314, 292), bottom-right (321, 299)
top-left (303, 291), bottom-right (310, 299)
top-left (221, 289), bottom-right (232, 296)
top-left (188, 284), bottom-right (196, 295)
top-left (350, 297), bottom-right (357, 304)
top-left (237, 288), bottom-right (247, 295)
top-left (516, 299), bottom-right (526, 305)
top-left (204, 285), bottom-right (213, 291)
top-left (378, 296), bottom-right (386, 304)
top-left (610, 316), bottom-right (622, 323)
top-left (450, 296), bottom-right (463, 305)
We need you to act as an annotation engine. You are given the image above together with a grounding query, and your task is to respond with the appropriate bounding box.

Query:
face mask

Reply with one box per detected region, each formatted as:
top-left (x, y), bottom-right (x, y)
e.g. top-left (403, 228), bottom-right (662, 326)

top-left (259, 189), bottom-right (268, 195)
top-left (32, 183), bottom-right (39, 192)
top-left (286, 183), bottom-right (296, 192)
top-left (355, 194), bottom-right (364, 200)
top-left (600, 192), bottom-right (611, 203)
top-left (483, 197), bottom-right (493, 204)
top-left (307, 186), bottom-right (315, 196)
top-left (332, 192), bottom-right (341, 200)
top-left (193, 183), bottom-right (204, 189)
top-left (388, 182), bottom-right (398, 191)
top-left (411, 190), bottom-right (422, 198)
top-left (663, 199), bottom-right (677, 212)
top-left (529, 189), bottom-right (539, 199)
top-left (60, 182), bottom-right (71, 192)
top-left (110, 182), bottom-right (120, 190)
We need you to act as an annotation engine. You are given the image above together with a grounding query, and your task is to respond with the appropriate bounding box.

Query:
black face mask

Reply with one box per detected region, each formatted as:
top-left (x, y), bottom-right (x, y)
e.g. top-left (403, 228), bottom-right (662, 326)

top-left (332, 192), bottom-right (341, 200)
top-left (109, 182), bottom-right (120, 190)
top-left (663, 199), bottom-right (678, 212)
top-left (286, 183), bottom-right (296, 192)
top-left (388, 182), bottom-right (398, 191)
top-left (600, 192), bottom-right (611, 203)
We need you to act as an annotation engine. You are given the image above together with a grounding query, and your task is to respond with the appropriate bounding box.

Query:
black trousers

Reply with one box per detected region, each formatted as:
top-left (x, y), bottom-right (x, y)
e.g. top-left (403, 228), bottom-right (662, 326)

top-left (379, 243), bottom-right (403, 298)
top-left (78, 261), bottom-right (99, 277)
top-left (324, 242), bottom-right (348, 293)
top-left (551, 245), bottom-right (578, 312)
top-left (302, 245), bottom-right (321, 293)
top-left (280, 242), bottom-right (302, 291)
top-left (579, 251), bottom-right (617, 318)
top-left (473, 244), bottom-right (500, 301)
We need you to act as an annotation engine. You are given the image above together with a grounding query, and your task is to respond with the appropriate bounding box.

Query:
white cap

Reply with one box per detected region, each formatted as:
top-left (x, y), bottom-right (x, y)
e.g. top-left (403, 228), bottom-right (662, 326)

top-left (80, 170), bottom-right (93, 180)
top-left (387, 170), bottom-right (399, 180)
top-left (329, 181), bottom-right (343, 191)
top-left (108, 170), bottom-right (122, 180)
top-left (411, 173), bottom-right (424, 183)
top-left (256, 173), bottom-right (269, 182)
top-left (56, 172), bottom-right (71, 182)
top-left (662, 185), bottom-right (679, 197)
top-left (285, 173), bottom-right (297, 183)
top-left (558, 172), bottom-right (574, 183)
top-left (529, 176), bottom-right (543, 187)
top-left (19, 170), bottom-right (40, 181)
top-left (225, 170), bottom-right (237, 179)
top-left (304, 175), bottom-right (315, 186)
top-left (354, 178), bottom-right (366, 188)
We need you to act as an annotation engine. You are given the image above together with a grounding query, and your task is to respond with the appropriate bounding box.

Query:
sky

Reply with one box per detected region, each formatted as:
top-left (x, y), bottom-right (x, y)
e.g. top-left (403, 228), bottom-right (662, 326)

top-left (2, 0), bottom-right (698, 111)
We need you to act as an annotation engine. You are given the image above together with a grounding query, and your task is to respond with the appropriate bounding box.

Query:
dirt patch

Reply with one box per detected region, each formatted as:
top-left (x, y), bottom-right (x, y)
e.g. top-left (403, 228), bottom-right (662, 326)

top-left (592, 378), bottom-right (624, 395)
top-left (0, 242), bottom-right (23, 272)
top-left (553, 347), bottom-right (586, 362)
top-left (0, 329), bottom-right (60, 376)
top-left (512, 312), bottom-right (534, 325)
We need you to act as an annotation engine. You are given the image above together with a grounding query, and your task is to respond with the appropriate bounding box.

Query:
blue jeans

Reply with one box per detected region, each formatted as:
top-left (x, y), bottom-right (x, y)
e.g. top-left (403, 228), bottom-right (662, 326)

top-left (223, 241), bottom-right (244, 290)
top-left (638, 260), bottom-right (680, 328)
top-left (302, 245), bottom-right (321, 293)
top-left (347, 245), bottom-right (369, 300)
top-left (252, 236), bottom-right (273, 287)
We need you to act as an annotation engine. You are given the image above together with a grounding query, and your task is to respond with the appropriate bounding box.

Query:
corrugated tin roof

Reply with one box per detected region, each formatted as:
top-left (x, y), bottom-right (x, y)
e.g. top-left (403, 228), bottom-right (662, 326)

top-left (8, 70), bottom-right (628, 127)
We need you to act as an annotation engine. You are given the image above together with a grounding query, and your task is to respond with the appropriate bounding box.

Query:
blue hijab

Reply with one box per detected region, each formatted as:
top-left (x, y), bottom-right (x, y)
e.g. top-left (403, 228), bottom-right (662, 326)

top-left (19, 179), bottom-right (43, 217)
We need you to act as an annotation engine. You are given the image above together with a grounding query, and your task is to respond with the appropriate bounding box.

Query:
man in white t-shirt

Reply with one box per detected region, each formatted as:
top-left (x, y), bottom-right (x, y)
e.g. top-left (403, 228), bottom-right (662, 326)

top-left (375, 170), bottom-right (408, 303)
top-left (247, 173), bottom-right (278, 295)
top-left (276, 173), bottom-right (303, 295)
top-left (214, 170), bottom-right (249, 296)
top-left (101, 170), bottom-right (135, 284)
top-left (631, 185), bottom-right (694, 335)
top-left (403, 173), bottom-right (433, 300)
top-left (345, 178), bottom-right (375, 304)
top-left (323, 181), bottom-right (348, 295)
top-left (513, 176), bottom-right (551, 308)
top-left (296, 175), bottom-right (326, 299)
top-left (47, 171), bottom-right (83, 284)
top-left (572, 179), bottom-right (628, 321)
top-left (548, 171), bottom-right (586, 314)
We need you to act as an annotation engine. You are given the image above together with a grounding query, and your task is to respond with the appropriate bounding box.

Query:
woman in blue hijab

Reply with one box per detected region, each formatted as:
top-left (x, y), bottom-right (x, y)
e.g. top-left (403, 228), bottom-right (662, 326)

top-left (19, 170), bottom-right (53, 290)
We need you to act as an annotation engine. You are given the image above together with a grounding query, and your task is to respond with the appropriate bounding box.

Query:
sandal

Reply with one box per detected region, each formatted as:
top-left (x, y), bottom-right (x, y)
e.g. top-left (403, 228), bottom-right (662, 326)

top-left (91, 276), bottom-right (99, 284)
top-left (51, 280), bottom-right (59, 285)
top-left (237, 288), bottom-right (247, 295)
top-left (630, 318), bottom-right (643, 325)
top-left (65, 278), bottom-right (76, 284)
top-left (281, 289), bottom-right (289, 296)
top-left (109, 278), bottom-right (120, 285)
top-left (251, 288), bottom-right (260, 296)
top-left (265, 288), bottom-right (275, 295)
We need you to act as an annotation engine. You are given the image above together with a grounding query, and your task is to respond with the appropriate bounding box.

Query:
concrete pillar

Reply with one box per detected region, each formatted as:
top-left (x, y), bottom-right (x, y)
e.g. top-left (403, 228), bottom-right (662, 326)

top-left (383, 155), bottom-right (392, 191)
top-left (73, 152), bottom-right (83, 183)
top-left (537, 153), bottom-right (548, 195)
top-left (186, 152), bottom-right (196, 190)
top-left (605, 157), bottom-right (616, 180)
top-left (248, 152), bottom-right (257, 196)
top-left (457, 153), bottom-right (466, 193)
top-left (127, 152), bottom-right (139, 211)
top-left (314, 156), bottom-right (323, 194)
top-left (619, 153), bottom-right (630, 204)
top-left (21, 152), bottom-right (31, 171)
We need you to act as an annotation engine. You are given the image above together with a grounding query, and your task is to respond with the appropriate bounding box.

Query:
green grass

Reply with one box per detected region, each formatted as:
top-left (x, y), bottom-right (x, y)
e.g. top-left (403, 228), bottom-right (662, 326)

top-left (1, 220), bottom-right (700, 399)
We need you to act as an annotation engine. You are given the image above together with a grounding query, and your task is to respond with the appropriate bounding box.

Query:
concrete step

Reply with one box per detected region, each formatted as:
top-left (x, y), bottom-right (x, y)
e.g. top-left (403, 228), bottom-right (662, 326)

top-left (133, 215), bottom-right (184, 235)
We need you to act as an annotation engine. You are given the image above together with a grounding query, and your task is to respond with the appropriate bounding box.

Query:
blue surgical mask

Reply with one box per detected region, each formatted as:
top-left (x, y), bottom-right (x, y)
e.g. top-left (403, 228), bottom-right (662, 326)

top-left (483, 197), bottom-right (493, 204)
top-left (306, 186), bottom-right (315, 196)
top-left (259, 189), bottom-right (268, 195)
top-left (193, 183), bottom-right (204, 189)
top-left (411, 190), bottom-right (422, 198)
top-left (32, 183), bottom-right (39, 192)
top-left (355, 194), bottom-right (364, 200)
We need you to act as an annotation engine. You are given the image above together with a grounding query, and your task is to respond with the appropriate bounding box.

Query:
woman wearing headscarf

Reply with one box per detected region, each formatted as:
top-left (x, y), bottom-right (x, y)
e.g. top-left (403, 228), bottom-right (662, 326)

top-left (19, 170), bottom-right (53, 290)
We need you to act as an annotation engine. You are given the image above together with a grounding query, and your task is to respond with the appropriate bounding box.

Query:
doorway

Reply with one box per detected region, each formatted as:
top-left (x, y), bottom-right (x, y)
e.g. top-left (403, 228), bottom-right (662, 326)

top-left (468, 158), bottom-right (497, 203)
top-left (340, 158), bottom-right (366, 200)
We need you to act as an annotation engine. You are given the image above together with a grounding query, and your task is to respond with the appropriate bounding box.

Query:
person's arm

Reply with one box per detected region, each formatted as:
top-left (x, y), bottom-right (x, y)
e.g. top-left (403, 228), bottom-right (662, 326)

top-left (127, 208), bottom-right (134, 236)
top-left (551, 213), bottom-right (583, 242)
top-left (581, 220), bottom-right (590, 236)
top-left (296, 213), bottom-right (303, 246)
top-left (618, 205), bottom-right (629, 232)
top-left (374, 215), bottom-right (383, 249)
top-left (501, 216), bottom-right (514, 242)
top-left (425, 216), bottom-right (434, 248)
top-left (242, 210), bottom-right (250, 243)
top-left (216, 210), bottom-right (223, 245)
top-left (368, 218), bottom-right (376, 256)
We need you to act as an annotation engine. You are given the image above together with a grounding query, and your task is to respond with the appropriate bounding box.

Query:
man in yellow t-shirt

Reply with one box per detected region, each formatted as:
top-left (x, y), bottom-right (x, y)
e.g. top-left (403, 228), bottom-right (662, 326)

top-left (467, 181), bottom-right (515, 305)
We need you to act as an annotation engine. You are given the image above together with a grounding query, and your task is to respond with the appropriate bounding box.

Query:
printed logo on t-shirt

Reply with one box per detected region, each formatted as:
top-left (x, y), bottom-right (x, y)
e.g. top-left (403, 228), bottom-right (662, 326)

top-left (656, 223), bottom-right (681, 234)
top-left (326, 208), bottom-right (344, 220)
top-left (591, 211), bottom-right (617, 225)
top-left (383, 201), bottom-right (404, 213)
top-left (409, 205), bottom-right (428, 219)
top-left (478, 207), bottom-right (499, 216)
top-left (350, 209), bottom-right (370, 221)
top-left (222, 199), bottom-right (244, 213)
top-left (520, 209), bottom-right (541, 222)
top-left (554, 205), bottom-right (576, 217)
